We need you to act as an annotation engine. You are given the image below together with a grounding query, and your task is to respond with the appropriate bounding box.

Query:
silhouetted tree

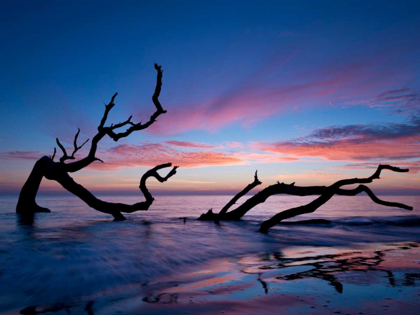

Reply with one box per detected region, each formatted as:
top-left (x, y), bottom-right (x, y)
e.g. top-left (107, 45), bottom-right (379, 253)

top-left (199, 165), bottom-right (413, 233)
top-left (16, 64), bottom-right (178, 220)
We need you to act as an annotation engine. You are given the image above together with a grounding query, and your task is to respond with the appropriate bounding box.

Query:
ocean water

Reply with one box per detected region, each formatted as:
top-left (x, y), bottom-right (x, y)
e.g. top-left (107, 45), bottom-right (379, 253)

top-left (0, 194), bottom-right (419, 312)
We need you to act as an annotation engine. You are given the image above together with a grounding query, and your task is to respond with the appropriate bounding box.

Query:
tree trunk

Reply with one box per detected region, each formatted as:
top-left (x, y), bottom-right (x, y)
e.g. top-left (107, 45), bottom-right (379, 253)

top-left (16, 156), bottom-right (177, 220)
top-left (16, 156), bottom-right (52, 214)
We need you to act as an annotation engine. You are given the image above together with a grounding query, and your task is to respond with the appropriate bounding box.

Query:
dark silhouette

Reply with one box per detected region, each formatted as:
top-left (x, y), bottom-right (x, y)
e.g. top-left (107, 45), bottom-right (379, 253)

top-left (199, 165), bottom-right (413, 233)
top-left (16, 64), bottom-right (178, 220)
top-left (244, 242), bottom-right (420, 294)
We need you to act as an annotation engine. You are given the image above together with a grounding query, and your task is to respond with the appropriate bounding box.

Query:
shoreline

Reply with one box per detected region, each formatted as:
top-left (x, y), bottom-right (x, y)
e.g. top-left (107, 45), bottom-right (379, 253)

top-left (3, 241), bottom-right (420, 315)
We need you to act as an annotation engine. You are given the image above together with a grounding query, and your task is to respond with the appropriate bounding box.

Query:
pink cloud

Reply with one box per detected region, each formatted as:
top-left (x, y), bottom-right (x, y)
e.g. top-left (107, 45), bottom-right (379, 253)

top-left (253, 116), bottom-right (420, 162)
top-left (377, 88), bottom-right (410, 98)
top-left (255, 137), bottom-right (419, 162)
top-left (91, 143), bottom-right (300, 170)
top-left (345, 88), bottom-right (420, 115)
top-left (337, 161), bottom-right (420, 174)
top-left (232, 151), bottom-right (298, 164)
top-left (1, 141), bottom-right (300, 171)
top-left (224, 141), bottom-right (244, 148)
top-left (0, 150), bottom-right (46, 161)
top-left (165, 140), bottom-right (217, 149)
top-left (143, 48), bottom-right (417, 136)
top-left (90, 144), bottom-right (243, 169)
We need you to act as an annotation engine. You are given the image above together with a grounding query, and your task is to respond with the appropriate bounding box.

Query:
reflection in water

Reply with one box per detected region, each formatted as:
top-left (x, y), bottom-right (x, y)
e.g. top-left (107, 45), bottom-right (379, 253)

top-left (20, 304), bottom-right (70, 315)
top-left (84, 301), bottom-right (95, 315)
top-left (257, 275), bottom-right (269, 294)
top-left (242, 242), bottom-right (420, 294)
top-left (143, 293), bottom-right (179, 304)
top-left (17, 213), bottom-right (35, 227)
top-left (19, 301), bottom-right (95, 315)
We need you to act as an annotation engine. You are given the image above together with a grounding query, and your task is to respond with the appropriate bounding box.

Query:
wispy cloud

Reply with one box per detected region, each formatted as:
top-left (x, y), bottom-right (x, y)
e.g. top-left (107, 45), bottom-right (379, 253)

top-left (145, 46), bottom-right (418, 136)
top-left (92, 143), bottom-right (298, 169)
top-left (254, 115), bottom-right (420, 161)
top-left (0, 150), bottom-right (46, 161)
top-left (165, 141), bottom-right (218, 149)
top-left (0, 141), bottom-right (299, 170)
top-left (91, 143), bottom-right (242, 169)
top-left (337, 161), bottom-right (420, 174)
top-left (345, 88), bottom-right (420, 115)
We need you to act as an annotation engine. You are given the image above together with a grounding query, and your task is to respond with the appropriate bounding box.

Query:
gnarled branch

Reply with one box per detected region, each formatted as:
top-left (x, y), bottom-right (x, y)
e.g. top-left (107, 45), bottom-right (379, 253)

top-left (259, 165), bottom-right (412, 233)
top-left (56, 128), bottom-right (89, 163)
top-left (71, 128), bottom-right (89, 158)
top-left (210, 165), bottom-right (411, 222)
top-left (56, 138), bottom-right (71, 163)
top-left (98, 93), bottom-right (118, 131)
top-left (50, 147), bottom-right (56, 161)
top-left (336, 185), bottom-right (412, 210)
top-left (106, 64), bottom-right (166, 141)
top-left (48, 160), bottom-right (178, 220)
top-left (65, 64), bottom-right (166, 173)
top-left (200, 165), bottom-right (412, 233)
top-left (214, 170), bottom-right (261, 223)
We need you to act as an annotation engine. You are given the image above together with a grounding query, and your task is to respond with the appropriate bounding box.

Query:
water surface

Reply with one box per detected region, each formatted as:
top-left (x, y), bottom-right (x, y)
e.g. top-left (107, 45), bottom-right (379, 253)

top-left (0, 194), bottom-right (418, 313)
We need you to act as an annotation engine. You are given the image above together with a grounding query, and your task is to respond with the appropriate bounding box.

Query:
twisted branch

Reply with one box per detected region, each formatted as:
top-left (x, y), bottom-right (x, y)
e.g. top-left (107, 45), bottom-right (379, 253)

top-left (56, 128), bottom-right (89, 163)
top-left (214, 170), bottom-right (261, 223)
top-left (106, 64), bottom-right (166, 141)
top-left (54, 162), bottom-right (178, 220)
top-left (259, 165), bottom-right (412, 233)
top-left (65, 64), bottom-right (166, 173)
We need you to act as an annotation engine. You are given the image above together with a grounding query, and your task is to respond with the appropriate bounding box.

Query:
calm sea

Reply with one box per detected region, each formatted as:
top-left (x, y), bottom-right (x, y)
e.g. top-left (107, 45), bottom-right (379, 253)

top-left (0, 194), bottom-right (419, 312)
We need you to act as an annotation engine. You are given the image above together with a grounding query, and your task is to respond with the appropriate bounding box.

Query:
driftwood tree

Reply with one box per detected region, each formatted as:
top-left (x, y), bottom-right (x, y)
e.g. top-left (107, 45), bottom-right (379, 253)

top-left (199, 165), bottom-right (413, 233)
top-left (16, 64), bottom-right (178, 220)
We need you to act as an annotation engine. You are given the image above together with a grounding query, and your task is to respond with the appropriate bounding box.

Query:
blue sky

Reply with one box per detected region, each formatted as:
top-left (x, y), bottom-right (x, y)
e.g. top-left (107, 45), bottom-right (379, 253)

top-left (0, 0), bottom-right (419, 195)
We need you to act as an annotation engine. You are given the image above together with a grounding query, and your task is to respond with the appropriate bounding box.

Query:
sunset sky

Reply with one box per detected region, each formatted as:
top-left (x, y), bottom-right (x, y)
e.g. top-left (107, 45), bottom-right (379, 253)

top-left (0, 0), bottom-right (419, 195)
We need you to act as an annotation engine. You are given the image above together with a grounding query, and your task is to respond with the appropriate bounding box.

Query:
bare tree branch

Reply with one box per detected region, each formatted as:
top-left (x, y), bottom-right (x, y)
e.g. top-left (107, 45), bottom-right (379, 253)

top-left (106, 63), bottom-right (166, 141)
top-left (259, 165), bottom-right (413, 233)
top-left (56, 138), bottom-right (73, 163)
top-left (139, 163), bottom-right (179, 206)
top-left (56, 128), bottom-right (89, 163)
top-left (71, 128), bottom-right (89, 158)
top-left (98, 93), bottom-right (118, 131)
top-left (110, 115), bottom-right (134, 130)
top-left (214, 170), bottom-right (261, 223)
top-left (31, 158), bottom-right (178, 220)
top-left (64, 64), bottom-right (166, 173)
top-left (50, 147), bottom-right (56, 161)
top-left (94, 157), bottom-right (104, 163)
top-left (206, 165), bottom-right (411, 223)
top-left (336, 185), bottom-right (412, 210)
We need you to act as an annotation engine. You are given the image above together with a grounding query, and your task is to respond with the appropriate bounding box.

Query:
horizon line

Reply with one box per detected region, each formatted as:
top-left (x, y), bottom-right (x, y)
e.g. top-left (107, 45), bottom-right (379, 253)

top-left (1, 189), bottom-right (419, 197)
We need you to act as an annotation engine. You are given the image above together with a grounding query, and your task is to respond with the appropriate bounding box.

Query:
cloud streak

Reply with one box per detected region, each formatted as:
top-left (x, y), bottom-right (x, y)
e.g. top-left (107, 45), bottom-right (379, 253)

top-left (0, 150), bottom-right (46, 161)
top-left (165, 141), bottom-right (218, 149)
top-left (254, 116), bottom-right (420, 161)
top-left (91, 143), bottom-right (298, 170)
top-left (0, 140), bottom-right (299, 170)
top-left (337, 161), bottom-right (420, 174)
top-left (348, 88), bottom-right (420, 115)
top-left (145, 46), bottom-right (418, 135)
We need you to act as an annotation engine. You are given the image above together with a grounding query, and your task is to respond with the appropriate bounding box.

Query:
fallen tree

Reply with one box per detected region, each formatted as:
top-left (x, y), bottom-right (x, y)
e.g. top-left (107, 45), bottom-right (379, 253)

top-left (199, 165), bottom-right (413, 233)
top-left (16, 64), bottom-right (178, 220)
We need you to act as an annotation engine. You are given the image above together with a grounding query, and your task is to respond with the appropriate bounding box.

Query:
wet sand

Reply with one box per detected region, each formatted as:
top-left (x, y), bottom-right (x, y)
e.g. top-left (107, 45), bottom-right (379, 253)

top-left (4, 241), bottom-right (420, 315)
